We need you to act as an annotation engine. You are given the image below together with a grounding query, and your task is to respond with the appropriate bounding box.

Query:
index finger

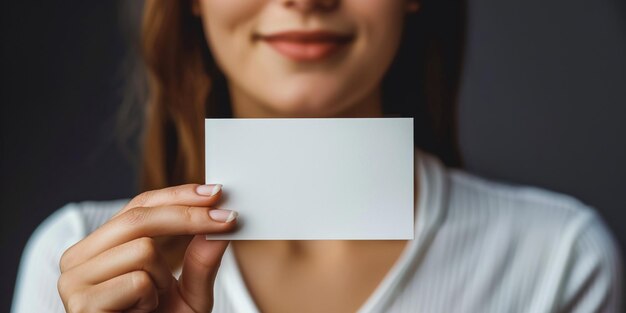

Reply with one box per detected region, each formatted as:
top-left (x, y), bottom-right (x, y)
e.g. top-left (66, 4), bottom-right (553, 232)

top-left (60, 205), bottom-right (238, 272)
top-left (112, 183), bottom-right (223, 219)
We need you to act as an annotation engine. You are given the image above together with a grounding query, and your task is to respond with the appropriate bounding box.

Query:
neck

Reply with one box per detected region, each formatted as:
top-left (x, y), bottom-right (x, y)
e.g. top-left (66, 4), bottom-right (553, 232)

top-left (235, 239), bottom-right (409, 265)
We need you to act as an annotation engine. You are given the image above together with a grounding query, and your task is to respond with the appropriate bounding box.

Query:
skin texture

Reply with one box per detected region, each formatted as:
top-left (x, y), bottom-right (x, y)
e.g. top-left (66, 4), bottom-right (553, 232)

top-left (58, 1), bottom-right (420, 312)
top-left (193, 0), bottom-right (417, 118)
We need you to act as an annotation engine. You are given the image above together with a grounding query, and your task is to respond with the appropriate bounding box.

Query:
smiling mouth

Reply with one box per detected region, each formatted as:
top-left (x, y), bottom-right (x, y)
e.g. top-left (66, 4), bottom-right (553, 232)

top-left (253, 30), bottom-right (355, 62)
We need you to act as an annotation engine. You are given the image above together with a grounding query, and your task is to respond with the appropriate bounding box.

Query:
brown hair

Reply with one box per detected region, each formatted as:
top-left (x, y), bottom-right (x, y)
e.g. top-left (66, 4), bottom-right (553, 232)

top-left (137, 0), bottom-right (466, 192)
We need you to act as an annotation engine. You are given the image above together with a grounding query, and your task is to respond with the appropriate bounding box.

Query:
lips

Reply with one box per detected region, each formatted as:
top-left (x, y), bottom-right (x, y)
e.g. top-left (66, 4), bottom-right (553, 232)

top-left (255, 30), bottom-right (354, 62)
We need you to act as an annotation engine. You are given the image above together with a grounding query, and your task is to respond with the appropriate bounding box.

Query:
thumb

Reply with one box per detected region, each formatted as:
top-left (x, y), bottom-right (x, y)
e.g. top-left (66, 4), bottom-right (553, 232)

top-left (177, 235), bottom-right (230, 313)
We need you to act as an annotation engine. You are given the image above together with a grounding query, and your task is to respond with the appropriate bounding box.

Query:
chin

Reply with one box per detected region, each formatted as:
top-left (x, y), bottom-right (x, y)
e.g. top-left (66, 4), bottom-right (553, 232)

top-left (264, 90), bottom-right (342, 117)
top-left (267, 102), bottom-right (337, 118)
top-left (270, 98), bottom-right (338, 117)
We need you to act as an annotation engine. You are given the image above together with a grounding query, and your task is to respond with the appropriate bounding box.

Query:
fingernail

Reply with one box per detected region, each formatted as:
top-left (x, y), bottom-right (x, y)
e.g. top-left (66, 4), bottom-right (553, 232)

top-left (196, 184), bottom-right (222, 197)
top-left (209, 209), bottom-right (238, 223)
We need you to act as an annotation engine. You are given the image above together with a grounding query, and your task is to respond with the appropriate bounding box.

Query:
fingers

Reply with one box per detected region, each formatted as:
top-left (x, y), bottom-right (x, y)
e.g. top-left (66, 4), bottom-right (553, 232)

top-left (63, 271), bottom-right (159, 313)
top-left (113, 183), bottom-right (223, 219)
top-left (61, 206), bottom-right (238, 272)
top-left (178, 236), bottom-right (230, 313)
top-left (61, 237), bottom-right (175, 294)
top-left (57, 183), bottom-right (237, 313)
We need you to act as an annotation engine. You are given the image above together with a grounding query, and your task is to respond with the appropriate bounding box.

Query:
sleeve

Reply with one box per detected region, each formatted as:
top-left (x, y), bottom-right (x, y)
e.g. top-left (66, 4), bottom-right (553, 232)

top-left (555, 210), bottom-right (623, 313)
top-left (11, 203), bottom-right (87, 313)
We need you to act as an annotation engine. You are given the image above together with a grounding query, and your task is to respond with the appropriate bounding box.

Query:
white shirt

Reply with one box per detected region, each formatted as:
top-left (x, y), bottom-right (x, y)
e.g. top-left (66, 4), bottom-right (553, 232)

top-left (11, 150), bottom-right (623, 313)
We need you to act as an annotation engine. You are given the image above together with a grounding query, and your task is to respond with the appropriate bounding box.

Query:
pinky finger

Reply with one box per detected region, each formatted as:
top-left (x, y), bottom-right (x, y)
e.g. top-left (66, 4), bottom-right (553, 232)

top-left (87, 271), bottom-right (158, 312)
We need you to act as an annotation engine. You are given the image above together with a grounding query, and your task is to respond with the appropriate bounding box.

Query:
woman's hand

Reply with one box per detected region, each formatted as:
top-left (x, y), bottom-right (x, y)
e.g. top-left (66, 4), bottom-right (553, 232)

top-left (57, 183), bottom-right (238, 313)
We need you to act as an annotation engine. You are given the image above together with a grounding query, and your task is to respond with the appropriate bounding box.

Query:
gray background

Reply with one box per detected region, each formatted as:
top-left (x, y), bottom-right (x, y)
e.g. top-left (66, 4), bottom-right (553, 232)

top-left (1, 0), bottom-right (624, 311)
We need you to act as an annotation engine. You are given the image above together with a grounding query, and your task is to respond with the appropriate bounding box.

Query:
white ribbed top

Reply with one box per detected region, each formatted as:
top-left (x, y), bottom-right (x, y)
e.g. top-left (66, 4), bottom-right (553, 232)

top-left (11, 150), bottom-right (623, 313)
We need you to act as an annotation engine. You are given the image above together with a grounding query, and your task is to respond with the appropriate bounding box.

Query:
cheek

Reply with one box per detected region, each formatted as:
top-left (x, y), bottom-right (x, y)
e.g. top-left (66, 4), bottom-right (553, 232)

top-left (199, 0), bottom-right (262, 74)
top-left (346, 0), bottom-right (406, 72)
top-left (321, 1), bottom-right (405, 101)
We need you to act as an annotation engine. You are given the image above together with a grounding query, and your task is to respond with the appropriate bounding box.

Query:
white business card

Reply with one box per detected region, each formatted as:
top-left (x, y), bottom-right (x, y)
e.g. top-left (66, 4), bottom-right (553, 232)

top-left (204, 118), bottom-right (414, 240)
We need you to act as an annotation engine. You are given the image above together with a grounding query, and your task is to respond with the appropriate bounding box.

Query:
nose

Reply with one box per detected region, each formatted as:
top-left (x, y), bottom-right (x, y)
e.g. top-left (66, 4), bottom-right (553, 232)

top-left (282, 0), bottom-right (339, 13)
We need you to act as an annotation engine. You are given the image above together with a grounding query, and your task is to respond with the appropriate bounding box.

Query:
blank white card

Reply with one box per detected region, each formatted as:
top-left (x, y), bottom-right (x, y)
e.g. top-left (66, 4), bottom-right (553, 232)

top-left (204, 118), bottom-right (414, 240)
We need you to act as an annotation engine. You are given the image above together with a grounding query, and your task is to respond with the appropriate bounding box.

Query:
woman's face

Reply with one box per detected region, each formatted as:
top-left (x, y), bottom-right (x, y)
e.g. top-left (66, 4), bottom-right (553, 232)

top-left (193, 0), bottom-right (417, 117)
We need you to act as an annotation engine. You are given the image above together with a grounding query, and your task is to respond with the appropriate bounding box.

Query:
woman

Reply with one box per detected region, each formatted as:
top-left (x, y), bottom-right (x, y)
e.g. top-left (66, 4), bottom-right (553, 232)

top-left (11, 0), bottom-right (622, 312)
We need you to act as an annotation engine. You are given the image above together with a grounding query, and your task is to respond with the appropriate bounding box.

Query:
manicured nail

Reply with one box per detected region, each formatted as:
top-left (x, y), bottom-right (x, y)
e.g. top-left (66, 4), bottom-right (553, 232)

top-left (196, 184), bottom-right (221, 196)
top-left (209, 209), bottom-right (238, 223)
